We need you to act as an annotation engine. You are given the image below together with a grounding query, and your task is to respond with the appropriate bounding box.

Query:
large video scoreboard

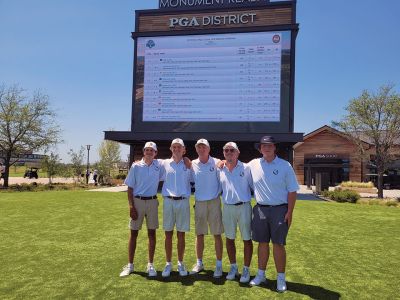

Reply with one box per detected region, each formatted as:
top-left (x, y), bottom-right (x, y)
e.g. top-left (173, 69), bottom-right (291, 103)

top-left (105, 0), bottom-right (302, 161)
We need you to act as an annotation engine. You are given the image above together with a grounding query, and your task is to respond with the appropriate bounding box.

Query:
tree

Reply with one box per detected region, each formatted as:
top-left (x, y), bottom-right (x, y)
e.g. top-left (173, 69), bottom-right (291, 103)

top-left (333, 84), bottom-right (400, 198)
top-left (41, 152), bottom-right (62, 184)
top-left (68, 146), bottom-right (85, 183)
top-left (0, 84), bottom-right (61, 188)
top-left (97, 140), bottom-right (121, 181)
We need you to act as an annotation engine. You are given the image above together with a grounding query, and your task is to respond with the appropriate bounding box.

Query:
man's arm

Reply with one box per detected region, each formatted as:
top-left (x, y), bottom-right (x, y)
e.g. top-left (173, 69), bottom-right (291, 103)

top-left (284, 191), bottom-right (296, 228)
top-left (128, 187), bottom-right (138, 220)
top-left (183, 156), bottom-right (192, 169)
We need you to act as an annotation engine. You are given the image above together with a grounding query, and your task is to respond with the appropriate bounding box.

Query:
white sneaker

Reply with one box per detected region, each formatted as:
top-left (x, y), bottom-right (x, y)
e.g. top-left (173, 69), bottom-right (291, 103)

top-left (249, 274), bottom-right (266, 286)
top-left (226, 265), bottom-right (239, 280)
top-left (190, 263), bottom-right (204, 274)
top-left (213, 265), bottom-right (223, 278)
top-left (162, 264), bottom-right (172, 277)
top-left (178, 263), bottom-right (188, 276)
top-left (146, 264), bottom-right (157, 277)
top-left (276, 276), bottom-right (287, 292)
top-left (239, 267), bottom-right (250, 283)
top-left (119, 264), bottom-right (134, 277)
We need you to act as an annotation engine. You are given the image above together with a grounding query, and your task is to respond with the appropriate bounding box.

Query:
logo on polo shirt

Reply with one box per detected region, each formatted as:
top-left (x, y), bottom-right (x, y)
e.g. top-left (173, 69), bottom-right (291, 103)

top-left (154, 166), bottom-right (160, 171)
top-left (240, 171), bottom-right (244, 177)
top-left (183, 167), bottom-right (187, 171)
top-left (273, 169), bottom-right (279, 175)
top-left (210, 167), bottom-right (215, 172)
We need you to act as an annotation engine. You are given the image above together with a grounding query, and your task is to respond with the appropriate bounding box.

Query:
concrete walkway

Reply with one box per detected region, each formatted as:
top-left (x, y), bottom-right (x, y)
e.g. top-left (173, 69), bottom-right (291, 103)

top-left (87, 185), bottom-right (128, 192)
top-left (86, 184), bottom-right (324, 200)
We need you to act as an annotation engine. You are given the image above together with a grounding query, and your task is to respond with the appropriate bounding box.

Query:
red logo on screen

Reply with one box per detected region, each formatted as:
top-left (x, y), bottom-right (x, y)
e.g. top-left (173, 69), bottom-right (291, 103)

top-left (272, 35), bottom-right (280, 43)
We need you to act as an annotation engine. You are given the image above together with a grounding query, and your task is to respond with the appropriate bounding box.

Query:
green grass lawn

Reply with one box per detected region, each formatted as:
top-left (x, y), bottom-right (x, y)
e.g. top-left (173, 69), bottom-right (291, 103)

top-left (0, 191), bottom-right (399, 299)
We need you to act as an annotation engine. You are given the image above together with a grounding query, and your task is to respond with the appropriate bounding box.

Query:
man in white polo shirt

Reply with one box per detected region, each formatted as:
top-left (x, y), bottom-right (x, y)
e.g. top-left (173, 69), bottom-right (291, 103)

top-left (189, 138), bottom-right (224, 278)
top-left (119, 141), bottom-right (164, 278)
top-left (160, 138), bottom-right (192, 278)
top-left (217, 142), bottom-right (253, 283)
top-left (248, 136), bottom-right (299, 293)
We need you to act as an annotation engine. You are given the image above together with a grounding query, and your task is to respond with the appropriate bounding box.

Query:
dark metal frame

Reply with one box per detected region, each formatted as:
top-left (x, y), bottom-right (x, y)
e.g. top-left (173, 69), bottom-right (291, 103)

top-left (106, 0), bottom-right (301, 159)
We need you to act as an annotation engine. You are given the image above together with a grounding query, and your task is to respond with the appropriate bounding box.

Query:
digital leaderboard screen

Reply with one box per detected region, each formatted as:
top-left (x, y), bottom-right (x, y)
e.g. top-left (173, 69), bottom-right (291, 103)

top-left (134, 31), bottom-right (292, 133)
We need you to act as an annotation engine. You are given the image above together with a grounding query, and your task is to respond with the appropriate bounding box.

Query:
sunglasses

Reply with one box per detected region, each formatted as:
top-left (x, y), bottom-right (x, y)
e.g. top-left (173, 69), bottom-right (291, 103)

top-left (223, 148), bottom-right (236, 153)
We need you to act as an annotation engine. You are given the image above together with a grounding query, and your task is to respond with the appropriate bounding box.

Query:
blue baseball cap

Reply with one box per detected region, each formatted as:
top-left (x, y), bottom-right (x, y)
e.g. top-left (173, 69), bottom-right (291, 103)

top-left (255, 136), bottom-right (277, 149)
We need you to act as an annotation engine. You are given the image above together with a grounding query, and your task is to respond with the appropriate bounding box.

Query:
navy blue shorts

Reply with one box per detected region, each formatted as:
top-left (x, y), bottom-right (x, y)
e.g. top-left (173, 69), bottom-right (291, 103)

top-left (251, 204), bottom-right (289, 245)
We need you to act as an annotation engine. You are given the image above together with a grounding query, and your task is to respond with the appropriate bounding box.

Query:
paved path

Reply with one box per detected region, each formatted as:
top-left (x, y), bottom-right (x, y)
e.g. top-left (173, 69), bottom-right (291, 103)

top-left (86, 184), bottom-right (324, 200)
top-left (3, 178), bottom-right (398, 199)
top-left (2, 177), bottom-right (75, 185)
top-left (88, 186), bottom-right (128, 192)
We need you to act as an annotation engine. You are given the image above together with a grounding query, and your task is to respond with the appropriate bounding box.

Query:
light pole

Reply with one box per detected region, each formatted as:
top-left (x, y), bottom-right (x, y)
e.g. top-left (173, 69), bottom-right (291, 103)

top-left (86, 145), bottom-right (91, 184)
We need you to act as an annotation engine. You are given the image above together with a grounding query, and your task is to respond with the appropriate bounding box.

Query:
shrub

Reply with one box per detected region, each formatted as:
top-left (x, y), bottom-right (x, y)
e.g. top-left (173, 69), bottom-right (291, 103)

top-left (113, 174), bottom-right (127, 180)
top-left (340, 181), bottom-right (375, 188)
top-left (1, 183), bottom-right (91, 193)
top-left (322, 189), bottom-right (360, 203)
top-left (357, 198), bottom-right (400, 207)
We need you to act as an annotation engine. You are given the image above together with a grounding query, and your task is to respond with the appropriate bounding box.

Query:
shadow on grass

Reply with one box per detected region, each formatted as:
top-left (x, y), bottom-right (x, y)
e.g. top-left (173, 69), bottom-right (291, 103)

top-left (262, 279), bottom-right (340, 300)
top-left (132, 270), bottom-right (341, 299)
top-left (133, 270), bottom-right (227, 286)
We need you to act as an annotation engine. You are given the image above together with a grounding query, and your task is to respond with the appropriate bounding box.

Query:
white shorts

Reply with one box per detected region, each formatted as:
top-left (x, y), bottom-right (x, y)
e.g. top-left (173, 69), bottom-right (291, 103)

top-left (163, 196), bottom-right (190, 232)
top-left (222, 202), bottom-right (252, 241)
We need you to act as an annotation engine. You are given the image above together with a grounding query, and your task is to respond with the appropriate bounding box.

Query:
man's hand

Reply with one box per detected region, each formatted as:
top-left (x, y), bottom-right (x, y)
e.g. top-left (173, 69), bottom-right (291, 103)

top-left (216, 160), bottom-right (226, 169)
top-left (183, 156), bottom-right (192, 169)
top-left (130, 206), bottom-right (138, 220)
top-left (284, 211), bottom-right (293, 228)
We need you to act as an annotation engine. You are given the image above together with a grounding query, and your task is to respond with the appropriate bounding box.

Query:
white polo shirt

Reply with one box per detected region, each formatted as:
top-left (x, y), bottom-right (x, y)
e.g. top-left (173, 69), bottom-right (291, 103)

top-left (124, 159), bottom-right (165, 197)
top-left (217, 160), bottom-right (253, 205)
top-left (160, 158), bottom-right (192, 198)
top-left (248, 156), bottom-right (299, 205)
top-left (191, 156), bottom-right (221, 201)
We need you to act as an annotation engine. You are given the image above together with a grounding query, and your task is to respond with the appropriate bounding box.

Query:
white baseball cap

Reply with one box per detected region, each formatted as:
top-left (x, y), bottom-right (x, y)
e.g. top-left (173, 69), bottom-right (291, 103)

top-left (195, 138), bottom-right (210, 148)
top-left (171, 138), bottom-right (185, 147)
top-left (223, 142), bottom-right (239, 151)
top-left (143, 141), bottom-right (157, 151)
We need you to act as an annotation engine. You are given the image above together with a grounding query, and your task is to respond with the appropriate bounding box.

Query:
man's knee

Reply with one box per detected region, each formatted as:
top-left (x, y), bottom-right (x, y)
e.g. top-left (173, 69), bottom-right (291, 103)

top-left (130, 230), bottom-right (139, 238)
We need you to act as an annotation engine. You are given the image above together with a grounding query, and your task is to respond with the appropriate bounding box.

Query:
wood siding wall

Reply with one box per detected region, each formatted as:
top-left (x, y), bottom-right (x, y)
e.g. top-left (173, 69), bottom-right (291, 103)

top-left (293, 130), bottom-right (362, 184)
top-left (137, 7), bottom-right (292, 32)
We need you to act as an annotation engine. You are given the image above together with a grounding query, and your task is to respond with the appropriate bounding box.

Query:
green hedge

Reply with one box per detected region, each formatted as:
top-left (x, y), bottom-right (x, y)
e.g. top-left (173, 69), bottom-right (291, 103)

top-left (322, 189), bottom-right (360, 203)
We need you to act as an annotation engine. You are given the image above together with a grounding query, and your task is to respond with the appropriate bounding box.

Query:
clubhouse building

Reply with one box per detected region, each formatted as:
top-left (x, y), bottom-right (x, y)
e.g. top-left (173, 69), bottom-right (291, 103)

top-left (293, 125), bottom-right (400, 188)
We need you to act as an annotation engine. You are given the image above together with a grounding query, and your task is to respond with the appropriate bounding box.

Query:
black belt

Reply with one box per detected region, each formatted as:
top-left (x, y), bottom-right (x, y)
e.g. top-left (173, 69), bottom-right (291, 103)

top-left (167, 196), bottom-right (186, 200)
top-left (135, 195), bottom-right (157, 200)
top-left (233, 202), bottom-right (245, 206)
top-left (257, 203), bottom-right (287, 208)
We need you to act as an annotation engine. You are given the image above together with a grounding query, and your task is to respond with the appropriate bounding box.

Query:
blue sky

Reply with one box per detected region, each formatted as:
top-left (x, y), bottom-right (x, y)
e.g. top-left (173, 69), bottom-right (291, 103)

top-left (1, 0), bottom-right (399, 162)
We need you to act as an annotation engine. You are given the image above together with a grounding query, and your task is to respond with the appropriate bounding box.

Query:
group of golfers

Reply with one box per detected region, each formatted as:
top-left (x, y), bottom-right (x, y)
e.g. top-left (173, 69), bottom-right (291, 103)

top-left (119, 136), bottom-right (299, 293)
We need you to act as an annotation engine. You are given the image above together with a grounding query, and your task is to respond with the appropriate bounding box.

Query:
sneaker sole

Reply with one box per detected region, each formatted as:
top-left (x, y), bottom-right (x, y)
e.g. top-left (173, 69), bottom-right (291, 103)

top-left (189, 268), bottom-right (204, 275)
top-left (276, 288), bottom-right (287, 293)
top-left (249, 281), bottom-right (266, 286)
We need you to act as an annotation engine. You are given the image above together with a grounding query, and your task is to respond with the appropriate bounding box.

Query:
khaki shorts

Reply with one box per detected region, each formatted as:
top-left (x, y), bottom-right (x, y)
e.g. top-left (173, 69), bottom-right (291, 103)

top-left (222, 202), bottom-right (252, 241)
top-left (194, 197), bottom-right (224, 235)
top-left (163, 197), bottom-right (190, 232)
top-left (129, 197), bottom-right (159, 230)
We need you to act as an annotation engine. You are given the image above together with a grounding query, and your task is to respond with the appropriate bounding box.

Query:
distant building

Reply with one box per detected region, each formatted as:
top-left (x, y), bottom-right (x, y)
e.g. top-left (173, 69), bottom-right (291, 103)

top-left (293, 125), bottom-right (400, 188)
top-left (0, 152), bottom-right (46, 167)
